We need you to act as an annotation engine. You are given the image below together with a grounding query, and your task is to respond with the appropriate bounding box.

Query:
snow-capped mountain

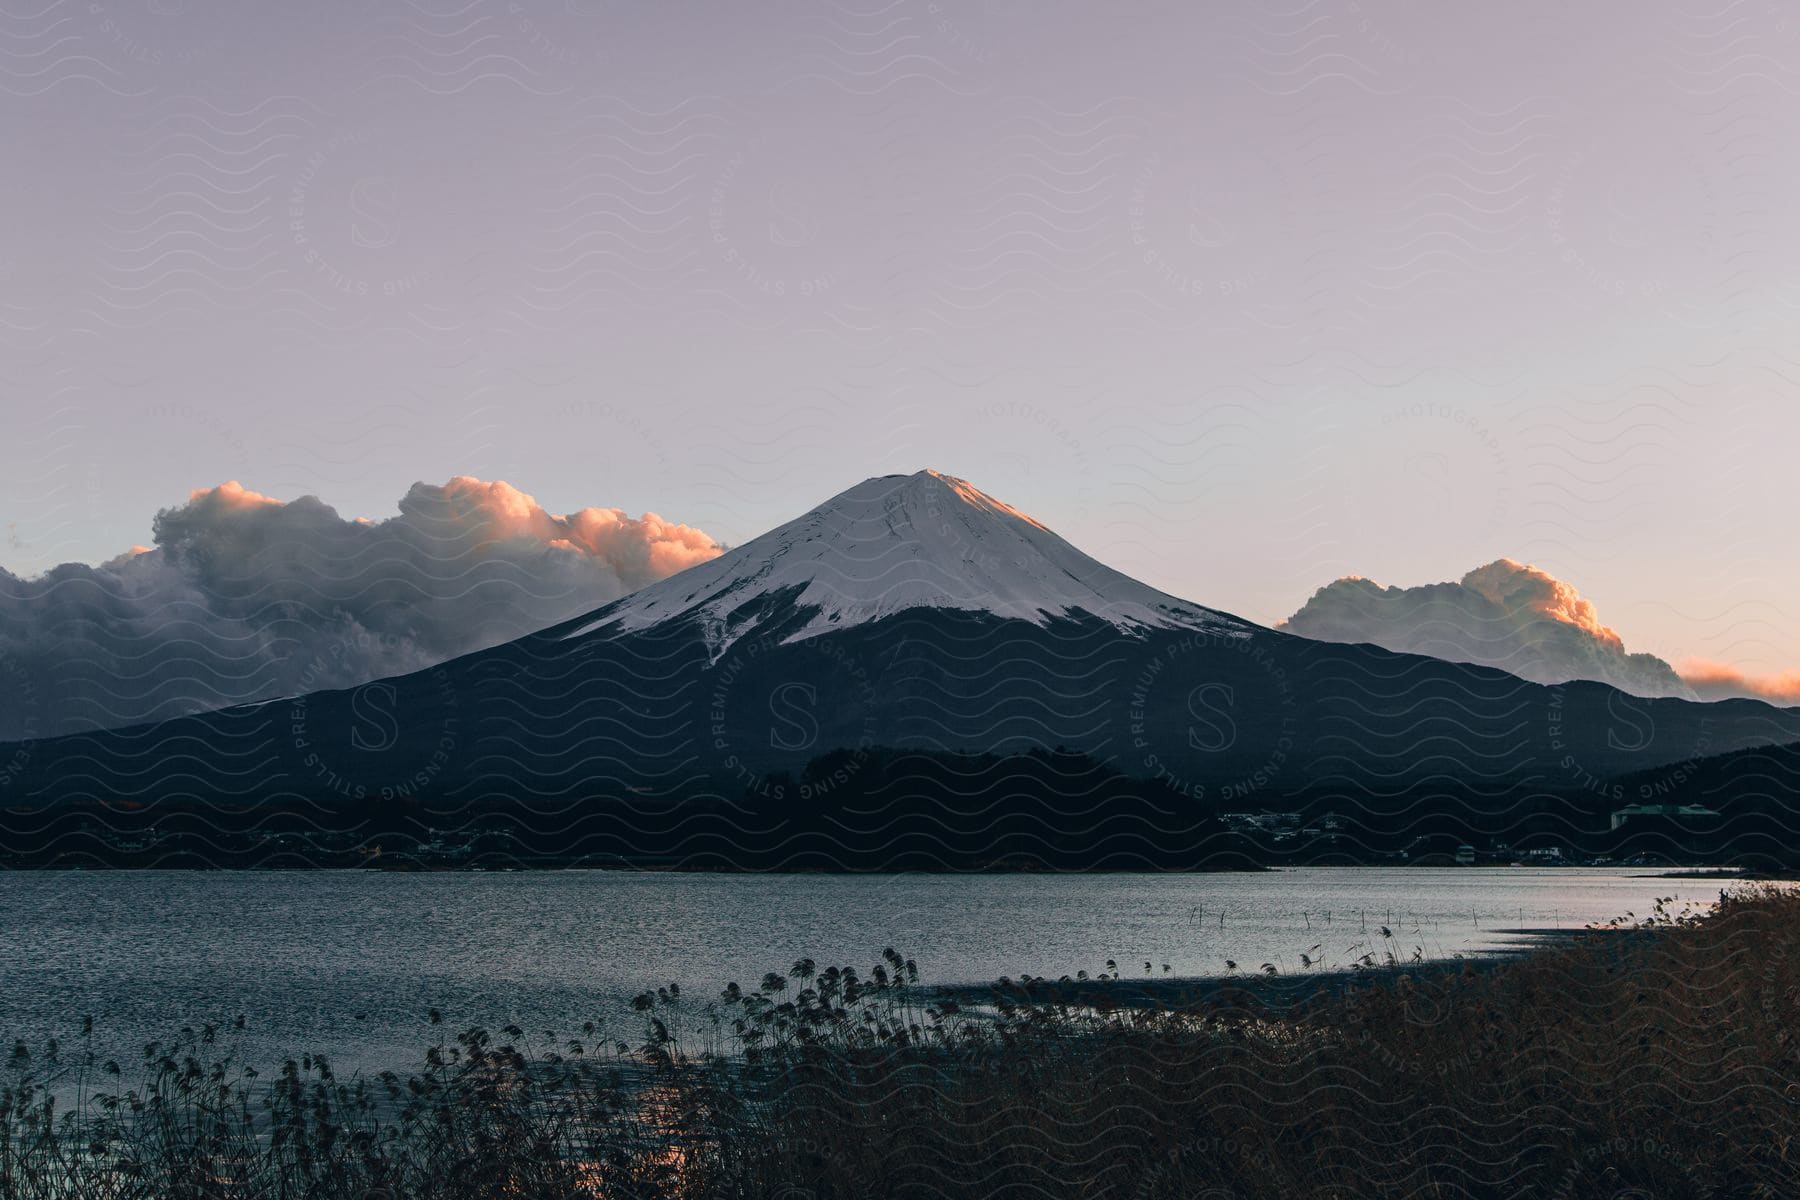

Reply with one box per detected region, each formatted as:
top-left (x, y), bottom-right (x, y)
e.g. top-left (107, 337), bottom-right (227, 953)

top-left (562, 470), bottom-right (1243, 652)
top-left (10, 469), bottom-right (1800, 870)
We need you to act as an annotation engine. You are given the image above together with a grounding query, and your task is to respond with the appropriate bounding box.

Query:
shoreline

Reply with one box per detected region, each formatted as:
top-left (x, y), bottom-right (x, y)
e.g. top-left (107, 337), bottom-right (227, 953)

top-left (0, 860), bottom-right (1776, 875)
top-left (925, 925), bottom-right (1614, 1013)
top-left (3, 888), bottom-right (1793, 1197)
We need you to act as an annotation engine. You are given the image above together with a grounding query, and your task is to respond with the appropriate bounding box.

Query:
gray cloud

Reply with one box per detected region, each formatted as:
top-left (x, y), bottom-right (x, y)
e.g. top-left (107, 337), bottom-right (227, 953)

top-left (0, 478), bottom-right (721, 742)
top-left (1280, 558), bottom-right (1694, 699)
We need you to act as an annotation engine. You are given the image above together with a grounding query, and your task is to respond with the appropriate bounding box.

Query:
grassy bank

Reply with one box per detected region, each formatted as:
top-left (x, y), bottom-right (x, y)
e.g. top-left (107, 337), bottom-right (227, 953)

top-left (4, 887), bottom-right (1797, 1198)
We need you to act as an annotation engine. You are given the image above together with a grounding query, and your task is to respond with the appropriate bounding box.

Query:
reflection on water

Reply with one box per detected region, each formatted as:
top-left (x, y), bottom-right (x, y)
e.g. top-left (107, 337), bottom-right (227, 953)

top-left (0, 866), bottom-right (1729, 1074)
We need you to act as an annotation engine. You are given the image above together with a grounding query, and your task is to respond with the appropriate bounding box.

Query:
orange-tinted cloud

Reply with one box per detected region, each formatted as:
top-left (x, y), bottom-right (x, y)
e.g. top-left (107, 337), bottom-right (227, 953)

top-left (0, 476), bottom-right (723, 741)
top-left (1282, 558), bottom-right (1688, 697)
top-left (1459, 558), bottom-right (1624, 651)
top-left (1676, 659), bottom-right (1800, 705)
top-left (413, 475), bottom-right (721, 576)
top-left (188, 480), bottom-right (281, 510)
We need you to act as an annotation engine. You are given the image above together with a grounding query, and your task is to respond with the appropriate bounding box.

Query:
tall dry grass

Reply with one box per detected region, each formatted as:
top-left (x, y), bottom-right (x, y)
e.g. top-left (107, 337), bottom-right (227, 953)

top-left (4, 887), bottom-right (1797, 1198)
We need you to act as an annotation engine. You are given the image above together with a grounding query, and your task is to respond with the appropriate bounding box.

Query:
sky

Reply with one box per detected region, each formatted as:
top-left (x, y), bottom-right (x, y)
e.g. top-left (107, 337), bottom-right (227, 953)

top-left (3, 0), bottom-right (1799, 682)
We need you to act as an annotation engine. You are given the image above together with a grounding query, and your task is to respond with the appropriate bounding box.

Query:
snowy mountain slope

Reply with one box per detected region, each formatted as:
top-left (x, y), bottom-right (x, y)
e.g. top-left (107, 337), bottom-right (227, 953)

top-left (561, 470), bottom-right (1246, 651)
top-left (12, 468), bottom-right (1800, 871)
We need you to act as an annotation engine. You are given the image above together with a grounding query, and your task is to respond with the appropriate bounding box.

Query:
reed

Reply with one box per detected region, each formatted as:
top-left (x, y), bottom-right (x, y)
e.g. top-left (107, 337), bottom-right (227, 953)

top-left (4, 887), bottom-right (1796, 1198)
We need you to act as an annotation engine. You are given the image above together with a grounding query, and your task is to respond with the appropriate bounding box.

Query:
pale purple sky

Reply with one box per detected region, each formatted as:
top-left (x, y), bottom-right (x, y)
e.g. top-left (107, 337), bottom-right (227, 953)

top-left (3, 0), bottom-right (1799, 681)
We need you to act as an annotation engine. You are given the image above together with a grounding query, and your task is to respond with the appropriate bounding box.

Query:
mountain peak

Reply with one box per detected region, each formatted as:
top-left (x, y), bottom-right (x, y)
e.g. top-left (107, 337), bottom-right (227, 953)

top-left (561, 471), bottom-right (1241, 650)
top-left (911, 468), bottom-right (1052, 532)
top-left (830, 468), bottom-right (1051, 534)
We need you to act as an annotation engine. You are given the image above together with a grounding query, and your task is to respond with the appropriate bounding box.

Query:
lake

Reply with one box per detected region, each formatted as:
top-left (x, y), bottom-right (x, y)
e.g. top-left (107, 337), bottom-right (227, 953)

top-left (0, 867), bottom-right (1730, 1076)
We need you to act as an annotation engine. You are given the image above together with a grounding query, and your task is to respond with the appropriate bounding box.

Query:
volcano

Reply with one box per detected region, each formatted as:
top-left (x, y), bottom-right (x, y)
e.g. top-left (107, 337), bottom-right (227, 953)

top-left (6, 470), bottom-right (1800, 868)
top-left (560, 469), bottom-right (1242, 650)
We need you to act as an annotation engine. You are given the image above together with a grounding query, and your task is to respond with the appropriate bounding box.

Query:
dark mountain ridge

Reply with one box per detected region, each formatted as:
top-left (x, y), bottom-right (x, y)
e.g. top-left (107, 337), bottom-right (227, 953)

top-left (3, 471), bottom-right (1796, 867)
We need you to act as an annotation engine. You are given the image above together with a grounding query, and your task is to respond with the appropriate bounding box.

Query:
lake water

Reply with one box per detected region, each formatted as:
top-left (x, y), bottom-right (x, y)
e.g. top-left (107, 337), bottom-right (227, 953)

top-left (0, 867), bottom-right (1732, 1076)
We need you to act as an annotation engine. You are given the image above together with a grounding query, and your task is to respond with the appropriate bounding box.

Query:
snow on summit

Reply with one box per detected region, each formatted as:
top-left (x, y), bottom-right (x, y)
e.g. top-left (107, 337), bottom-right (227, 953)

top-left (562, 470), bottom-right (1243, 650)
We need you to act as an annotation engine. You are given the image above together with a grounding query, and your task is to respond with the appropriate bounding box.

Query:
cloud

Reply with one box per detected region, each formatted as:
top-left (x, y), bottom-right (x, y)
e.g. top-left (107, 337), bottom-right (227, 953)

top-left (1279, 558), bottom-right (1693, 699)
top-left (1675, 659), bottom-right (1800, 705)
top-left (1458, 559), bottom-right (1624, 650)
top-left (0, 477), bottom-right (722, 742)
